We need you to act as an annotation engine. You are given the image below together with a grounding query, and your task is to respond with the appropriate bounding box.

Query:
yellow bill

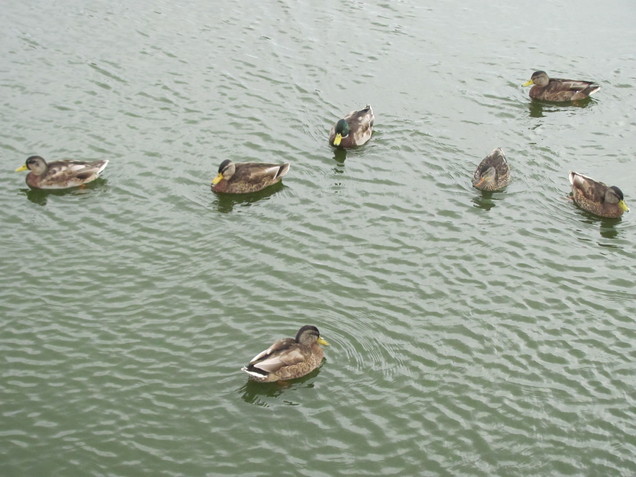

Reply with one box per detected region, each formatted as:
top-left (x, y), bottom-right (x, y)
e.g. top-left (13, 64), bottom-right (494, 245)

top-left (318, 337), bottom-right (329, 346)
top-left (15, 164), bottom-right (28, 172)
top-left (211, 173), bottom-right (223, 185)
top-left (333, 133), bottom-right (342, 146)
top-left (522, 79), bottom-right (534, 87)
top-left (619, 200), bottom-right (629, 212)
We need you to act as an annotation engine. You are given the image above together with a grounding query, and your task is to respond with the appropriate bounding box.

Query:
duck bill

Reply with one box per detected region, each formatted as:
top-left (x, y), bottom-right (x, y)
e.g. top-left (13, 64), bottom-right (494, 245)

top-left (522, 79), bottom-right (534, 87)
top-left (618, 200), bottom-right (629, 213)
top-left (211, 173), bottom-right (223, 185)
top-left (333, 133), bottom-right (342, 147)
top-left (15, 165), bottom-right (28, 172)
top-left (317, 337), bottom-right (329, 346)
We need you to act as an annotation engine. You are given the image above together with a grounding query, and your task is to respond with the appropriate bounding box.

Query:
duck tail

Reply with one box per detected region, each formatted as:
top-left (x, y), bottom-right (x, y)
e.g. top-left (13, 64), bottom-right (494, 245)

top-left (241, 365), bottom-right (268, 380)
top-left (276, 163), bottom-right (291, 179)
top-left (569, 171), bottom-right (589, 187)
top-left (584, 84), bottom-right (600, 96)
top-left (97, 160), bottom-right (109, 175)
top-left (568, 171), bottom-right (576, 185)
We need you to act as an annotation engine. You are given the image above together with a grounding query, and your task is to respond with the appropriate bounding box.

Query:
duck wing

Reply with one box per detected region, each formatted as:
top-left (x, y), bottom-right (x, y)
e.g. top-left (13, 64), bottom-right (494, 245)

top-left (474, 148), bottom-right (509, 181)
top-left (569, 172), bottom-right (606, 202)
top-left (550, 78), bottom-right (600, 96)
top-left (247, 337), bottom-right (305, 373)
top-left (42, 160), bottom-right (109, 186)
top-left (240, 163), bottom-right (290, 182)
top-left (346, 105), bottom-right (374, 128)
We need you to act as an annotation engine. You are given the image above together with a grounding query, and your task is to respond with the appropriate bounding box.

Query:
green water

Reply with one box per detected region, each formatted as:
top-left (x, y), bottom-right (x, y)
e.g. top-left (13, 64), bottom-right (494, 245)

top-left (2, 1), bottom-right (635, 476)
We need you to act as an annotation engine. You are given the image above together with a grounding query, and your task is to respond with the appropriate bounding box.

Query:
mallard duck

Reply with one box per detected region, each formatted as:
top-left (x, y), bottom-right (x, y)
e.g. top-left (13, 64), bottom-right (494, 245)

top-left (241, 325), bottom-right (329, 382)
top-left (522, 71), bottom-right (600, 102)
top-left (329, 105), bottom-right (374, 148)
top-left (569, 171), bottom-right (629, 218)
top-left (211, 159), bottom-right (290, 194)
top-left (472, 147), bottom-right (510, 191)
top-left (15, 155), bottom-right (109, 189)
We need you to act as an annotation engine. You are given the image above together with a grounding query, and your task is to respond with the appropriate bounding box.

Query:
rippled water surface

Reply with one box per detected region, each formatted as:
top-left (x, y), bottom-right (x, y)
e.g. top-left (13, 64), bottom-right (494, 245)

top-left (2, 1), bottom-right (636, 475)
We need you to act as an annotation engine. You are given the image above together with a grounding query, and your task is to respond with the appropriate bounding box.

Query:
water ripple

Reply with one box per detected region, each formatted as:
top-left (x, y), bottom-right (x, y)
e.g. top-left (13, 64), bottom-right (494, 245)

top-left (2, 0), bottom-right (636, 476)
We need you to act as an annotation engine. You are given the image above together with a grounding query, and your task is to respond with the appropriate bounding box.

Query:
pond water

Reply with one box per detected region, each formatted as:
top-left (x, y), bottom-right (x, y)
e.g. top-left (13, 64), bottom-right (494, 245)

top-left (2, 1), bottom-right (635, 475)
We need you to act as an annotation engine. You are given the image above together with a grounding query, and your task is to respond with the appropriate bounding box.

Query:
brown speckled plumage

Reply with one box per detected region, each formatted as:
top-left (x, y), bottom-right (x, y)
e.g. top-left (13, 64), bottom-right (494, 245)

top-left (569, 172), bottom-right (629, 218)
top-left (241, 325), bottom-right (329, 383)
top-left (472, 148), bottom-right (510, 191)
top-left (329, 105), bottom-right (375, 149)
top-left (523, 71), bottom-right (600, 102)
top-left (211, 159), bottom-right (290, 194)
top-left (15, 155), bottom-right (109, 189)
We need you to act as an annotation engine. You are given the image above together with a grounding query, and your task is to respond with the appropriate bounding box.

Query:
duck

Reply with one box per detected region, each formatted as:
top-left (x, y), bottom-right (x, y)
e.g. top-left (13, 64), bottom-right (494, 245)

top-left (472, 147), bottom-right (510, 191)
top-left (211, 159), bottom-right (290, 194)
top-left (241, 325), bottom-right (329, 383)
top-left (569, 171), bottom-right (629, 218)
top-left (329, 105), bottom-right (375, 148)
top-left (15, 155), bottom-right (109, 189)
top-left (522, 71), bottom-right (600, 102)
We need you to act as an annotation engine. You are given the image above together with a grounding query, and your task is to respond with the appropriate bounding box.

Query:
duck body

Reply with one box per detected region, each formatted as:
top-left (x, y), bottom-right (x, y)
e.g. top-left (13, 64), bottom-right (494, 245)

top-left (15, 155), bottom-right (109, 189)
top-left (523, 71), bottom-right (600, 102)
top-left (569, 172), bottom-right (629, 218)
top-left (472, 147), bottom-right (510, 191)
top-left (329, 105), bottom-right (374, 148)
top-left (241, 325), bottom-right (329, 383)
top-left (211, 159), bottom-right (290, 194)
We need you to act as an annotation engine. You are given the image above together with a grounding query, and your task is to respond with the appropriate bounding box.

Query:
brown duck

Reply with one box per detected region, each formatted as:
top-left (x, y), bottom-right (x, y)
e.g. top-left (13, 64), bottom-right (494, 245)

top-left (569, 171), bottom-right (629, 218)
top-left (211, 159), bottom-right (290, 194)
top-left (522, 71), bottom-right (600, 102)
top-left (15, 155), bottom-right (109, 189)
top-left (329, 105), bottom-right (375, 148)
top-left (472, 147), bottom-right (510, 191)
top-left (241, 325), bottom-right (329, 382)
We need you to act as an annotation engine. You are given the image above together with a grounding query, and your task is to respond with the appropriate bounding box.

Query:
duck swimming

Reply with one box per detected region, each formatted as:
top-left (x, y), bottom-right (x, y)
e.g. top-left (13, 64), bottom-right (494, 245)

top-left (522, 71), bottom-right (600, 102)
top-left (329, 105), bottom-right (375, 148)
top-left (472, 148), bottom-right (510, 191)
top-left (569, 171), bottom-right (629, 218)
top-left (15, 155), bottom-right (109, 189)
top-left (211, 159), bottom-right (290, 194)
top-left (241, 325), bottom-right (329, 382)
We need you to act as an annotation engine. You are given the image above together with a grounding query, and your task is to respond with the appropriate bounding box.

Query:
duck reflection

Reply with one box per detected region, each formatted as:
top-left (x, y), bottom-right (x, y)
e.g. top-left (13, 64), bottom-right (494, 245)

top-left (585, 214), bottom-right (621, 240)
top-left (23, 188), bottom-right (50, 206)
top-left (527, 98), bottom-right (593, 118)
top-left (21, 179), bottom-right (108, 206)
top-left (213, 181), bottom-right (284, 213)
top-left (471, 191), bottom-right (497, 211)
top-left (238, 367), bottom-right (321, 407)
top-left (528, 101), bottom-right (546, 118)
top-left (332, 148), bottom-right (347, 166)
top-left (599, 220), bottom-right (620, 239)
top-left (571, 206), bottom-right (623, 240)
